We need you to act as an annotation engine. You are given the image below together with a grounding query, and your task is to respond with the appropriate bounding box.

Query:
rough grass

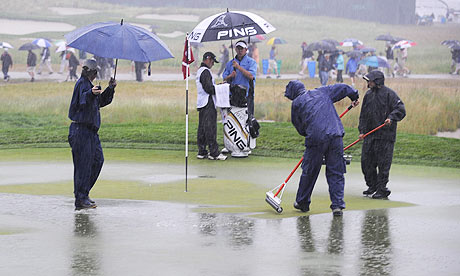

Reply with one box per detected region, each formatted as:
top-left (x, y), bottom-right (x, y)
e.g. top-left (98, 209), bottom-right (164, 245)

top-left (1, 0), bottom-right (459, 73)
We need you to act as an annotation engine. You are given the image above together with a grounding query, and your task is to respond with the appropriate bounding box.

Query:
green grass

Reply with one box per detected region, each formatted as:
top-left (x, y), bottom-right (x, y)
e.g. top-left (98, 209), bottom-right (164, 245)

top-left (1, 0), bottom-right (460, 73)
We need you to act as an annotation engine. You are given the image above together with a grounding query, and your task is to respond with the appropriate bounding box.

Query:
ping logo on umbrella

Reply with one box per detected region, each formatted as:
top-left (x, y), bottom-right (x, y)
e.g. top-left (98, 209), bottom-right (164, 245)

top-left (217, 27), bottom-right (257, 40)
top-left (211, 14), bottom-right (229, 28)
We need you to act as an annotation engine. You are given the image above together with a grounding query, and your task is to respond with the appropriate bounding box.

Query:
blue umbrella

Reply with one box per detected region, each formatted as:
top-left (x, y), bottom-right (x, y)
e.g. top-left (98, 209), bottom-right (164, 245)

top-left (358, 56), bottom-right (390, 68)
top-left (65, 20), bottom-right (174, 78)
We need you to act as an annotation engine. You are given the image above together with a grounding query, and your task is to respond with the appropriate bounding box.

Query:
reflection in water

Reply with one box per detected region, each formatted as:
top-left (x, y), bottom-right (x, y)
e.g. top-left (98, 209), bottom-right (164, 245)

top-left (360, 209), bottom-right (392, 276)
top-left (198, 213), bottom-right (217, 236)
top-left (225, 216), bottom-right (254, 248)
top-left (71, 213), bottom-right (100, 276)
top-left (296, 216), bottom-right (315, 253)
top-left (327, 217), bottom-right (344, 255)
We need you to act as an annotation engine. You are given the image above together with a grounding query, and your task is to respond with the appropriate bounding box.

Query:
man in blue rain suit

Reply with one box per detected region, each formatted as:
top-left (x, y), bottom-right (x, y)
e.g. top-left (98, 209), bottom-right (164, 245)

top-left (284, 80), bottom-right (359, 216)
top-left (68, 59), bottom-right (117, 210)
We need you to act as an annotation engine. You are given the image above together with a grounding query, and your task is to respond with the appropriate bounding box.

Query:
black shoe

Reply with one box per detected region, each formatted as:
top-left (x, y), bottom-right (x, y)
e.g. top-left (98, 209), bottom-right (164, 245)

top-left (294, 202), bottom-right (310, 212)
top-left (372, 189), bottom-right (391, 199)
top-left (87, 197), bottom-right (95, 204)
top-left (363, 187), bottom-right (377, 196)
top-left (75, 199), bottom-right (97, 210)
top-left (332, 208), bottom-right (343, 217)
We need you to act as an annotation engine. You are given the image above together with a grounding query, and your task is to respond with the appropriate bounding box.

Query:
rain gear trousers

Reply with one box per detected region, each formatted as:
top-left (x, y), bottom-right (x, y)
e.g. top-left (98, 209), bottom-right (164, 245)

top-left (285, 81), bottom-right (359, 210)
top-left (68, 75), bottom-right (115, 206)
top-left (358, 84), bottom-right (406, 192)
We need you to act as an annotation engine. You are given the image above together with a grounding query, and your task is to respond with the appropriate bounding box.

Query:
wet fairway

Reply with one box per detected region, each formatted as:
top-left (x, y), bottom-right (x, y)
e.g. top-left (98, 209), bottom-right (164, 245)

top-left (0, 148), bottom-right (459, 275)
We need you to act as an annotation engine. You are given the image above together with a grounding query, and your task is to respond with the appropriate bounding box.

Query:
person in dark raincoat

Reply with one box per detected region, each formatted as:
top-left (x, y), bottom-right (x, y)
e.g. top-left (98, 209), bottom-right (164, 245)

top-left (1, 49), bottom-right (13, 81)
top-left (68, 59), bottom-right (117, 210)
top-left (285, 80), bottom-right (359, 216)
top-left (359, 71), bottom-right (406, 199)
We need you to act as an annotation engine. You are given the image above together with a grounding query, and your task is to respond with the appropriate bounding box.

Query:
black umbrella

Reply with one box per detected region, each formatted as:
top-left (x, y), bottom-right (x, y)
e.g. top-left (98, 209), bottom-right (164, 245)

top-left (188, 9), bottom-right (276, 43)
top-left (322, 38), bottom-right (340, 46)
top-left (346, 50), bottom-right (362, 59)
top-left (360, 47), bottom-right (376, 53)
top-left (18, 42), bottom-right (40, 51)
top-left (306, 41), bottom-right (336, 52)
top-left (441, 40), bottom-right (460, 47)
top-left (451, 44), bottom-right (460, 51)
top-left (376, 34), bottom-right (405, 43)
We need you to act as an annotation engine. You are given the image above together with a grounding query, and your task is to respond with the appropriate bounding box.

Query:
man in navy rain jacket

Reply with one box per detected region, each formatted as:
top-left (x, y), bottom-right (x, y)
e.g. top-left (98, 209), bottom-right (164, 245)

top-left (285, 80), bottom-right (359, 216)
top-left (68, 59), bottom-right (117, 210)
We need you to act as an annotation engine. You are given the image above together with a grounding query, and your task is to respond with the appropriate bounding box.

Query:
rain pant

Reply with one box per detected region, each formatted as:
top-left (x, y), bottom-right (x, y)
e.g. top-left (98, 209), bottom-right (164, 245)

top-left (68, 75), bottom-right (115, 205)
top-left (285, 81), bottom-right (359, 210)
top-left (358, 85), bottom-right (406, 191)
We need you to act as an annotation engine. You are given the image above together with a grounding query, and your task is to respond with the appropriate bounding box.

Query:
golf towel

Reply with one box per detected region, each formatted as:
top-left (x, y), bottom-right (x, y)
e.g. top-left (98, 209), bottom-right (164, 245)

top-left (215, 83), bottom-right (231, 108)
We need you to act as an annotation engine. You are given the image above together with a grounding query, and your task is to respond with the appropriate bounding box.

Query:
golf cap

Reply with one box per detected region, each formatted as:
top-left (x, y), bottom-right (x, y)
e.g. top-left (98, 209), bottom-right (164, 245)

top-left (235, 40), bottom-right (248, 49)
top-left (363, 70), bottom-right (385, 85)
top-left (203, 52), bottom-right (219, 63)
top-left (83, 59), bottom-right (98, 71)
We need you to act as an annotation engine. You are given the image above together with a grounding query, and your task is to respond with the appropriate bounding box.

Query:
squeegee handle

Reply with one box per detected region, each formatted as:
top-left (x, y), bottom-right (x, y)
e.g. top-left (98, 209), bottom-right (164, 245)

top-left (339, 104), bottom-right (353, 118)
top-left (274, 157), bottom-right (304, 197)
top-left (344, 123), bottom-right (386, 151)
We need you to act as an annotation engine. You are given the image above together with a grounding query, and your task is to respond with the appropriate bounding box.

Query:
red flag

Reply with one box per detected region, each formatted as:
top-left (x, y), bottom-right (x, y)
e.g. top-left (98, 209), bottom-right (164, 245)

top-left (182, 38), bottom-right (194, 79)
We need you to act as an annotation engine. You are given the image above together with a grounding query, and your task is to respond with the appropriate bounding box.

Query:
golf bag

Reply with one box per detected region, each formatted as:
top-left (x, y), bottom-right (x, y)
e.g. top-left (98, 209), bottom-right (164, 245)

top-left (222, 84), bottom-right (257, 158)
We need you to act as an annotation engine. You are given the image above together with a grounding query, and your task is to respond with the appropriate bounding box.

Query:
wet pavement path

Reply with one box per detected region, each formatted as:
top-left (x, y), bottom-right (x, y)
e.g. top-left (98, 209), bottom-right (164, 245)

top-left (1, 159), bottom-right (460, 275)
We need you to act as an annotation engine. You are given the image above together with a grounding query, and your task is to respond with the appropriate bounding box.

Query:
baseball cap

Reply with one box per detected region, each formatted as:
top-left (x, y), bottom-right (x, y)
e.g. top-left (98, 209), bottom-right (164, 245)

top-left (203, 52), bottom-right (219, 63)
top-left (235, 40), bottom-right (248, 49)
top-left (83, 59), bottom-right (99, 71)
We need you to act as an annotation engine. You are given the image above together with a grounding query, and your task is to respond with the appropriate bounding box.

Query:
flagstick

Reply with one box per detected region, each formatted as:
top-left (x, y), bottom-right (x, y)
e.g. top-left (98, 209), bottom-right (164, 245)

top-left (185, 34), bottom-right (190, 193)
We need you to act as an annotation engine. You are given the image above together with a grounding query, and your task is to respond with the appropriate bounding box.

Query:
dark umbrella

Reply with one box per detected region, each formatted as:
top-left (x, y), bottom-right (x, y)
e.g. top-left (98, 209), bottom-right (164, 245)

top-left (346, 50), bottom-right (362, 59)
top-left (306, 41), bottom-right (336, 52)
top-left (18, 42), bottom-right (40, 51)
top-left (360, 47), bottom-right (376, 53)
top-left (441, 40), bottom-right (460, 47)
top-left (451, 44), bottom-right (460, 50)
top-left (188, 9), bottom-right (276, 43)
top-left (322, 38), bottom-right (340, 46)
top-left (376, 34), bottom-right (405, 44)
top-left (65, 19), bottom-right (174, 78)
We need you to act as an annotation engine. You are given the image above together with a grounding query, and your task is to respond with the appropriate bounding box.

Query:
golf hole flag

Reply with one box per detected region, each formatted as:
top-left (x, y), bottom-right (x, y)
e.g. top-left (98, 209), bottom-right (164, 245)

top-left (182, 38), bottom-right (194, 79)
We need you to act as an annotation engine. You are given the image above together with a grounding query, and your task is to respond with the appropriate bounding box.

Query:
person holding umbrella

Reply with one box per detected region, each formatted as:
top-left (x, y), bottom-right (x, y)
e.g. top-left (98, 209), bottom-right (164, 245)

top-left (68, 59), bottom-right (117, 210)
top-left (223, 40), bottom-right (257, 116)
top-left (37, 46), bottom-right (53, 75)
top-left (359, 71), bottom-right (406, 199)
top-left (27, 50), bottom-right (37, 82)
top-left (1, 48), bottom-right (13, 82)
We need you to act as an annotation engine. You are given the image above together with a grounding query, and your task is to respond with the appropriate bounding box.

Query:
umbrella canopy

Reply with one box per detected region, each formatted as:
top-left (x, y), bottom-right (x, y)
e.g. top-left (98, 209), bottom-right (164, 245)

top-left (358, 56), bottom-right (390, 68)
top-left (450, 44), bottom-right (460, 51)
top-left (18, 42), bottom-right (40, 51)
top-left (441, 40), bottom-right (460, 47)
top-left (345, 50), bottom-right (362, 59)
top-left (322, 39), bottom-right (340, 46)
top-left (306, 41), bottom-right (336, 52)
top-left (33, 38), bottom-right (52, 48)
top-left (392, 40), bottom-right (416, 49)
top-left (266, 37), bottom-right (287, 45)
top-left (188, 10), bottom-right (276, 43)
top-left (0, 42), bottom-right (14, 49)
top-left (341, 38), bottom-right (363, 47)
top-left (360, 47), bottom-right (376, 53)
top-left (244, 34), bottom-right (265, 44)
top-left (55, 42), bottom-right (68, 53)
top-left (375, 34), bottom-right (405, 43)
top-left (65, 20), bottom-right (174, 63)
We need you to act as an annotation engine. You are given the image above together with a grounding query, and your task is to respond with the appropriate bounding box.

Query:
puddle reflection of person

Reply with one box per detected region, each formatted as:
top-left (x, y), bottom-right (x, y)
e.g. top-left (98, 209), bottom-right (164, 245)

top-left (225, 216), bottom-right (254, 248)
top-left (71, 213), bottom-right (100, 275)
top-left (296, 216), bottom-right (315, 253)
top-left (327, 216), bottom-right (344, 254)
top-left (198, 213), bottom-right (217, 236)
top-left (360, 209), bottom-right (392, 275)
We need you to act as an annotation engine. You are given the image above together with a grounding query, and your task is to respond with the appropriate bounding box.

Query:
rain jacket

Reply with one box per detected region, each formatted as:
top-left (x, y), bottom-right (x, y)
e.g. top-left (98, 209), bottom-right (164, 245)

top-left (345, 57), bottom-right (358, 74)
top-left (285, 80), bottom-right (359, 146)
top-left (358, 85), bottom-right (406, 141)
top-left (68, 75), bottom-right (115, 131)
top-left (222, 54), bottom-right (257, 96)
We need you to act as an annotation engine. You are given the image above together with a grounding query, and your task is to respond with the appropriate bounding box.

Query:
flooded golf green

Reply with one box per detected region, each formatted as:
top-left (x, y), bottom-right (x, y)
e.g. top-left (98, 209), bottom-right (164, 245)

top-left (0, 148), bottom-right (459, 275)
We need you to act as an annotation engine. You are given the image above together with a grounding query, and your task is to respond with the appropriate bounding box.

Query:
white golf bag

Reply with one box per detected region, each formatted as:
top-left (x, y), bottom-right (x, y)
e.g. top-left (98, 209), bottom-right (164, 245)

top-left (221, 106), bottom-right (256, 158)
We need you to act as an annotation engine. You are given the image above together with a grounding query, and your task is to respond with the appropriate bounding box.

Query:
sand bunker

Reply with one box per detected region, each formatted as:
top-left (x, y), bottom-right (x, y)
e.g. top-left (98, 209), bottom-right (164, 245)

top-left (137, 14), bottom-right (199, 22)
top-left (48, 7), bottom-right (97, 16)
top-left (0, 19), bottom-right (75, 35)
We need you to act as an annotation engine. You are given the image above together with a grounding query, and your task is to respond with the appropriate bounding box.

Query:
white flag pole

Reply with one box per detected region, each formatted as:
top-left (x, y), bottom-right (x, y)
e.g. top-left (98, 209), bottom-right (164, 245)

top-left (185, 34), bottom-right (190, 192)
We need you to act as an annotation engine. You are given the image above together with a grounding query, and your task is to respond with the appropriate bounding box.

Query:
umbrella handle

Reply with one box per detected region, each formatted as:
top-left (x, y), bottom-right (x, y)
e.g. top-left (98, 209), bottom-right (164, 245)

top-left (113, 59), bottom-right (118, 80)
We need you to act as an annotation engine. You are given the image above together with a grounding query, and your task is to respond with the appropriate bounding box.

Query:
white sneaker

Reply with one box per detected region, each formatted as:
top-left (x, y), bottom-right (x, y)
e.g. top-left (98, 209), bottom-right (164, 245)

top-left (208, 153), bottom-right (227, 160)
top-left (221, 148), bottom-right (230, 154)
top-left (196, 154), bottom-right (207, 159)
